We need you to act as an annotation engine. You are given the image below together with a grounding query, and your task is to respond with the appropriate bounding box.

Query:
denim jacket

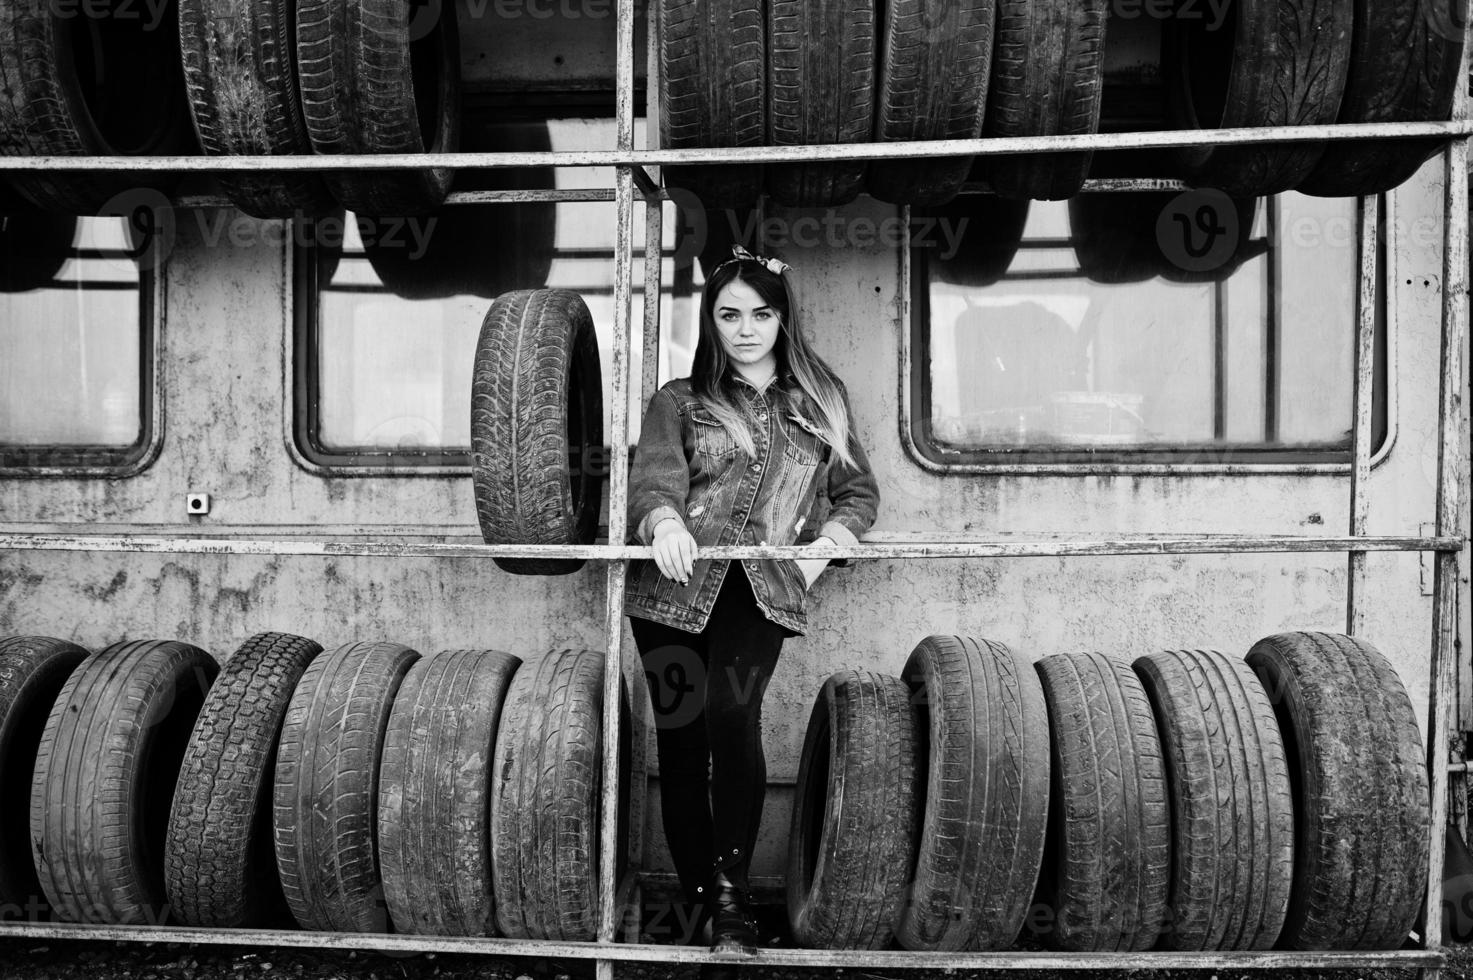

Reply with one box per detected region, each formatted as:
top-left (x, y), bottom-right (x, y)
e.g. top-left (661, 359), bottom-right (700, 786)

top-left (624, 371), bottom-right (880, 636)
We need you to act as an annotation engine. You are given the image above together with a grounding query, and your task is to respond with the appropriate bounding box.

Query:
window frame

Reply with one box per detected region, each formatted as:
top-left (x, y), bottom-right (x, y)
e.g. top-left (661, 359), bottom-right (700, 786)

top-left (0, 256), bottom-right (163, 479)
top-left (289, 232), bottom-right (474, 476)
top-left (899, 195), bottom-right (1395, 475)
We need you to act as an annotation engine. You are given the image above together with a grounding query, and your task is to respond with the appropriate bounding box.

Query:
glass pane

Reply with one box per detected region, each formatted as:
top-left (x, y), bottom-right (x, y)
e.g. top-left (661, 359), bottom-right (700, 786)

top-left (309, 116), bottom-right (682, 457)
top-left (920, 191), bottom-right (1360, 455)
top-left (0, 215), bottom-right (144, 448)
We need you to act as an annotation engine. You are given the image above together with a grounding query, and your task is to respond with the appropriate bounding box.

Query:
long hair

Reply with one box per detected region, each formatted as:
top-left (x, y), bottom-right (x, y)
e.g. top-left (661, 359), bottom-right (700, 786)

top-left (689, 257), bottom-right (858, 471)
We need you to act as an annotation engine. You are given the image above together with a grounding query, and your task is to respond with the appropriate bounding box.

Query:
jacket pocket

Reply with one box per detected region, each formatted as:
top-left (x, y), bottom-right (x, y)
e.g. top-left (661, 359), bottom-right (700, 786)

top-left (690, 412), bottom-right (737, 460)
top-left (777, 557), bottom-right (810, 606)
top-left (782, 412), bottom-right (827, 466)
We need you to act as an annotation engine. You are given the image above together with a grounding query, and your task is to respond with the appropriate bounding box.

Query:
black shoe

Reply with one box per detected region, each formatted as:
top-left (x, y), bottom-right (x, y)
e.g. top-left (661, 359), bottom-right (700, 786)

top-left (709, 883), bottom-right (760, 956)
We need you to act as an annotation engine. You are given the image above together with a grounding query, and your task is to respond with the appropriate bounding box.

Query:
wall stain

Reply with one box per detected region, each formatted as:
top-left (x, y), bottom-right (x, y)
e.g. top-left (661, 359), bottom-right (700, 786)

top-left (82, 570), bottom-right (130, 603)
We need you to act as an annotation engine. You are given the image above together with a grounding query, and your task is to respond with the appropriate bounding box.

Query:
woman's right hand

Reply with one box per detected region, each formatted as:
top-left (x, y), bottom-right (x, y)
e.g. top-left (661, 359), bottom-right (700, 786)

top-left (652, 517), bottom-right (697, 585)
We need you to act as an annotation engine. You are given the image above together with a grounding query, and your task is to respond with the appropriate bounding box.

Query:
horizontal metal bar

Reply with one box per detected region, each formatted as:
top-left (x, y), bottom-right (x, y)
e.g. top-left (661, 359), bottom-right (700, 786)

top-left (172, 188), bottom-right (623, 209)
top-left (965, 177), bottom-right (1194, 195)
top-left (0, 120), bottom-right (1465, 173)
top-left (0, 534), bottom-right (1461, 559)
top-left (0, 923), bottom-right (1445, 969)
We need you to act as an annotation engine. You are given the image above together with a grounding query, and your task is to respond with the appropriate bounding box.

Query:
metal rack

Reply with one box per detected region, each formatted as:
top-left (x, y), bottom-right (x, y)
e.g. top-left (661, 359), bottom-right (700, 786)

top-left (0, 1), bottom-right (1468, 977)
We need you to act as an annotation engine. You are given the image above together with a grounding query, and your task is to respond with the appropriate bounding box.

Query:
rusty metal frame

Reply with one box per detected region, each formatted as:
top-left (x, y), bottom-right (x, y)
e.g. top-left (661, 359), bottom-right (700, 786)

top-left (0, 0), bottom-right (1468, 976)
top-left (0, 122), bottom-right (1466, 174)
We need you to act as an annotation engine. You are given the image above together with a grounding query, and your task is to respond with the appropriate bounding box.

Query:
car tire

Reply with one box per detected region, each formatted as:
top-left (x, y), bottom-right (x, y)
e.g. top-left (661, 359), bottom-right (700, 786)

top-left (273, 640), bottom-right (418, 933)
top-left (1163, 0), bottom-right (1352, 195)
top-left (1246, 631), bottom-right (1430, 950)
top-left (895, 636), bottom-right (1049, 951)
top-left (296, 0), bottom-right (460, 216)
top-left (766, 0), bottom-right (876, 208)
top-left (659, 0), bottom-right (765, 210)
top-left (165, 632), bottom-right (322, 928)
top-left (1133, 648), bottom-right (1293, 950)
top-left (0, 637), bottom-right (88, 918)
top-left (1035, 652), bottom-right (1169, 951)
top-left (787, 669), bottom-right (923, 949)
top-left (31, 640), bottom-right (217, 924)
top-left (178, 0), bottom-right (336, 218)
top-left (471, 289), bottom-right (605, 576)
top-left (867, 0), bottom-right (995, 206)
top-left (379, 648), bottom-right (521, 936)
top-left (976, 0), bottom-right (1108, 200)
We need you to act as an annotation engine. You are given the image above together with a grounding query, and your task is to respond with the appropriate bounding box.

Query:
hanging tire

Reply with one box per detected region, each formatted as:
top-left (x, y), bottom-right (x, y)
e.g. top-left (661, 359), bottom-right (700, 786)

top-left (178, 0), bottom-right (336, 218)
top-left (1299, 0), bottom-right (1465, 196)
top-left (1133, 648), bottom-right (1294, 950)
top-left (766, 0), bottom-right (876, 208)
top-left (1069, 193), bottom-right (1267, 285)
top-left (921, 198), bottom-right (1029, 288)
top-left (379, 648), bottom-right (521, 937)
top-left (894, 636), bottom-right (1049, 951)
top-left (1163, 0), bottom-right (1352, 196)
top-left (0, 214), bottom-right (77, 293)
top-left (363, 122), bottom-right (556, 301)
top-left (866, 0), bottom-right (995, 206)
top-left (1246, 631), bottom-right (1429, 950)
top-left (30, 640), bottom-right (218, 925)
top-left (787, 669), bottom-right (923, 949)
top-left (296, 0), bottom-right (460, 216)
top-left (659, 0), bottom-right (765, 210)
top-left (491, 648), bottom-right (608, 941)
top-left (1034, 653), bottom-right (1169, 952)
top-left (975, 0), bottom-right (1107, 200)
top-left (471, 289), bottom-right (605, 576)
top-left (164, 632), bottom-right (323, 929)
top-left (0, 637), bottom-right (88, 919)
top-left (273, 640), bottom-right (418, 933)
top-left (0, 0), bottom-right (197, 212)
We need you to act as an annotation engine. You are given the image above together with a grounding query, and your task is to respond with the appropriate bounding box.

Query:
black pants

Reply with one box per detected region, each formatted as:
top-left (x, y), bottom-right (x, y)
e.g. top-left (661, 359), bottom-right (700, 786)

top-left (629, 563), bottom-right (792, 907)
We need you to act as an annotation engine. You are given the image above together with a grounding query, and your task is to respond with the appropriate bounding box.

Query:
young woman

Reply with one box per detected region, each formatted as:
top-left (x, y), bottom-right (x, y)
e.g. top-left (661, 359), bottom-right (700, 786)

top-left (625, 246), bottom-right (880, 953)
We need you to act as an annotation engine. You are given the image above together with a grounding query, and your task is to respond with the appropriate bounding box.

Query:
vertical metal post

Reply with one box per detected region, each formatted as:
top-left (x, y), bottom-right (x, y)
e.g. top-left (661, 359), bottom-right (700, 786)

top-left (618, 0), bottom-right (666, 940)
top-left (598, 0), bottom-right (638, 971)
top-left (1347, 193), bottom-right (1378, 636)
top-left (1421, 28), bottom-right (1470, 975)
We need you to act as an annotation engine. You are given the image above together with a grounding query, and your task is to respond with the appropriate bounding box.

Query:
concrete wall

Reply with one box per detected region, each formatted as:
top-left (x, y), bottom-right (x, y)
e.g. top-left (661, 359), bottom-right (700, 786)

top-left (1, 164), bottom-right (1468, 888)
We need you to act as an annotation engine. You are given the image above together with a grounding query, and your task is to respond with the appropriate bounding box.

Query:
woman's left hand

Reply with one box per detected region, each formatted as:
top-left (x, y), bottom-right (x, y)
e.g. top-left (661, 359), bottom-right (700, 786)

top-left (793, 536), bottom-right (836, 591)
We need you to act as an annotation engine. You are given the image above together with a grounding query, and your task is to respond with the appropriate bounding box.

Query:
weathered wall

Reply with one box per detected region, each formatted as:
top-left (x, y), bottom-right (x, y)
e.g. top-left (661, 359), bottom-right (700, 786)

top-left (1, 156), bottom-right (1467, 888)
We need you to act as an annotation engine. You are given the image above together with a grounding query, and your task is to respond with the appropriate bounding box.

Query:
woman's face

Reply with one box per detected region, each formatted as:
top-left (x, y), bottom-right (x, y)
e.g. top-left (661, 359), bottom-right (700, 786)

top-left (712, 277), bottom-right (781, 373)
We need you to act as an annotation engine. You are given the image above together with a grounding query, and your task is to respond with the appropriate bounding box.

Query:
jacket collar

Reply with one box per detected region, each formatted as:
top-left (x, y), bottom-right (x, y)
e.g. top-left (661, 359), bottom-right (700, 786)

top-left (729, 368), bottom-right (795, 394)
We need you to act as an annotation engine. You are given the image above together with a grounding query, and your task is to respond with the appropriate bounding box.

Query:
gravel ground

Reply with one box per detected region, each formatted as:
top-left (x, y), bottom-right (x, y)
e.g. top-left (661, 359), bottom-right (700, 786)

top-left (0, 938), bottom-right (1470, 980)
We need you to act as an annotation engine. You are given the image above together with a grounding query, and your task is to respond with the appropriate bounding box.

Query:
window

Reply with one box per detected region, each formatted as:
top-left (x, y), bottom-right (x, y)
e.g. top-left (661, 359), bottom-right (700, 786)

top-left (293, 115), bottom-right (685, 471)
top-left (910, 190), bottom-right (1387, 467)
top-left (0, 214), bottom-right (157, 474)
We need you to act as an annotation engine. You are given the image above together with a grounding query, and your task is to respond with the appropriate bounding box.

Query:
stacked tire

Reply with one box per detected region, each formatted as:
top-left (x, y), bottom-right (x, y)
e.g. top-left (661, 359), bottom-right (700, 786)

top-left (0, 631), bottom-right (627, 939)
top-left (658, 0), bottom-right (1463, 206)
top-left (0, 0), bottom-right (461, 217)
top-left (783, 631), bottom-right (1430, 952)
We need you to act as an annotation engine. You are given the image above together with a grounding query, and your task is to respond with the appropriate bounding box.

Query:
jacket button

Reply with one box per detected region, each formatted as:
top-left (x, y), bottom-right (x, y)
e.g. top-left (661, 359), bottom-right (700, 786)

top-left (690, 505), bottom-right (704, 517)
